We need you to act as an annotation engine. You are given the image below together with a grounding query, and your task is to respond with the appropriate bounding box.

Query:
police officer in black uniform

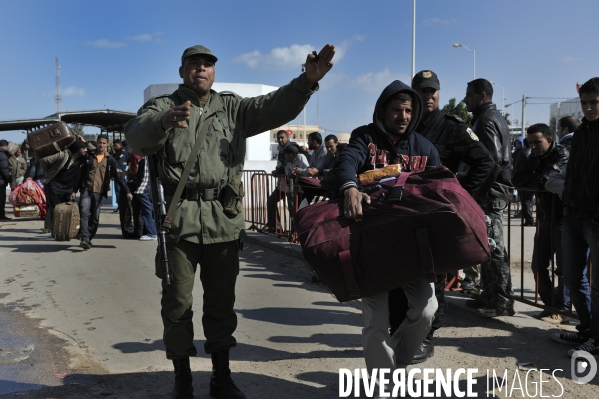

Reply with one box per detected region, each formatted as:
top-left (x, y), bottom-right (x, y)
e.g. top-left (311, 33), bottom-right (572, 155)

top-left (388, 70), bottom-right (495, 363)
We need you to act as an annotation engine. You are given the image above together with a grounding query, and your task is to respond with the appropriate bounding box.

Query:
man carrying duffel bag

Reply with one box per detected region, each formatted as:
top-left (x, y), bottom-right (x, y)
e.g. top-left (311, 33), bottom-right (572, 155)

top-left (334, 80), bottom-right (440, 388)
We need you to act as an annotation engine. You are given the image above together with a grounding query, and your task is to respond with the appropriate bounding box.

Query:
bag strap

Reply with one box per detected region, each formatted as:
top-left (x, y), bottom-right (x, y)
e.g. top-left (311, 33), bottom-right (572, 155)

top-left (163, 108), bottom-right (209, 229)
top-left (387, 171), bottom-right (413, 203)
top-left (393, 171), bottom-right (412, 188)
top-left (416, 228), bottom-right (436, 283)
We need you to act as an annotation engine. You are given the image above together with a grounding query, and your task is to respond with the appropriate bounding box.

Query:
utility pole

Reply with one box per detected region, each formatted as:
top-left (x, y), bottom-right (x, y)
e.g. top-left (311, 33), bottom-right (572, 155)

top-left (55, 57), bottom-right (62, 114)
top-left (521, 95), bottom-right (527, 137)
top-left (411, 0), bottom-right (416, 78)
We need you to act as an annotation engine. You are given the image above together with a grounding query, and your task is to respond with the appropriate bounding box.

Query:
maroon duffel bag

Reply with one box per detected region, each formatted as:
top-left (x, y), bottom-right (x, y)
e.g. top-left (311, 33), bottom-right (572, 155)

top-left (296, 166), bottom-right (490, 302)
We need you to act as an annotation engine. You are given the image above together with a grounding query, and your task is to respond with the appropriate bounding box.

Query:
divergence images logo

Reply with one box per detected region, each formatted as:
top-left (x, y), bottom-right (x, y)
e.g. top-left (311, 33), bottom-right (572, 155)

top-left (571, 350), bottom-right (597, 384)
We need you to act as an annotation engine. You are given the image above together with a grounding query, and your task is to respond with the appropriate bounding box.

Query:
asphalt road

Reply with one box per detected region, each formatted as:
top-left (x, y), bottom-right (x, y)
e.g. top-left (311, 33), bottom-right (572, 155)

top-left (0, 206), bottom-right (598, 398)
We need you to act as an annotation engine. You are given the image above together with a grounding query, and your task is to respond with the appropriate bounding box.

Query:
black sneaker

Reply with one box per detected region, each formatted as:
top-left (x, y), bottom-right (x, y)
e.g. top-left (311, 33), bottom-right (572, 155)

top-left (80, 238), bottom-right (92, 250)
top-left (568, 338), bottom-right (599, 357)
top-left (551, 331), bottom-right (587, 346)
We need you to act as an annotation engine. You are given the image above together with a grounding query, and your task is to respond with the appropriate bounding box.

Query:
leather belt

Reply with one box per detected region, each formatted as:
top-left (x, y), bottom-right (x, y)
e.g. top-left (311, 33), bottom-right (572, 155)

top-left (163, 185), bottom-right (220, 201)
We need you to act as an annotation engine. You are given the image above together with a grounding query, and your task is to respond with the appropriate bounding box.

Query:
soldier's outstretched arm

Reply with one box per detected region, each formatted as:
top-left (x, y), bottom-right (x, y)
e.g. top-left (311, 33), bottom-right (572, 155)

top-left (236, 44), bottom-right (336, 138)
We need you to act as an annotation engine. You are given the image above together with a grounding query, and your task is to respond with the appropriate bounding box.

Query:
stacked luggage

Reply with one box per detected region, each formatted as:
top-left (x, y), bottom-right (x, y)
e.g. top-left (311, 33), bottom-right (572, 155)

top-left (9, 180), bottom-right (46, 218)
top-left (28, 122), bottom-right (76, 158)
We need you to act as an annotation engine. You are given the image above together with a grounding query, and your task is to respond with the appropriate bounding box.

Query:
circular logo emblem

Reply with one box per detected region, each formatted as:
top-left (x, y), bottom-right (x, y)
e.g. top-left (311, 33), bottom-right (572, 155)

top-left (422, 71), bottom-right (432, 78)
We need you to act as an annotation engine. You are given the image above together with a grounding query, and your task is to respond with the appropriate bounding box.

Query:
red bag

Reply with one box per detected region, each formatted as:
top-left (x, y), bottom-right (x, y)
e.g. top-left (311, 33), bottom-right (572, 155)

top-left (9, 180), bottom-right (46, 206)
top-left (296, 167), bottom-right (490, 302)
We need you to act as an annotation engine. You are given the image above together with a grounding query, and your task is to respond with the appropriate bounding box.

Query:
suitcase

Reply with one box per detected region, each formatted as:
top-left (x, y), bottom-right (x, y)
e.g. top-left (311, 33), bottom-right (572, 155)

top-left (28, 122), bottom-right (76, 158)
top-left (13, 204), bottom-right (40, 218)
top-left (295, 167), bottom-right (491, 302)
top-left (52, 202), bottom-right (80, 241)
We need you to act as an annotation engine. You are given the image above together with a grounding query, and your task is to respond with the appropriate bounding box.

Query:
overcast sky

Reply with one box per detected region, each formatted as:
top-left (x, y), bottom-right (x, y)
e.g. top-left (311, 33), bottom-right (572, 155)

top-left (0, 0), bottom-right (595, 143)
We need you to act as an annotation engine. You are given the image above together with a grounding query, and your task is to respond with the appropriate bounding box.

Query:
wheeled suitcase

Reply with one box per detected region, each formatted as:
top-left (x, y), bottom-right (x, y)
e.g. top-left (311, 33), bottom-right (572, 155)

top-left (296, 167), bottom-right (491, 302)
top-left (52, 202), bottom-right (80, 241)
top-left (28, 122), bottom-right (76, 158)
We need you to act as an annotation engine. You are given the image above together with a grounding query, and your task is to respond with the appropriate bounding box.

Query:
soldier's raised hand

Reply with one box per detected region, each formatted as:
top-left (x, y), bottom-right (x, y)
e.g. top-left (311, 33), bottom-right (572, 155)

top-left (162, 101), bottom-right (191, 130)
top-left (305, 44), bottom-right (335, 87)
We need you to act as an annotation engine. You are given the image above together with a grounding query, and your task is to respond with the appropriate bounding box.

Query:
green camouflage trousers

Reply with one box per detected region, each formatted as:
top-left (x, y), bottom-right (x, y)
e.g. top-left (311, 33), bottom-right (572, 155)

top-left (156, 239), bottom-right (239, 359)
top-left (479, 201), bottom-right (514, 309)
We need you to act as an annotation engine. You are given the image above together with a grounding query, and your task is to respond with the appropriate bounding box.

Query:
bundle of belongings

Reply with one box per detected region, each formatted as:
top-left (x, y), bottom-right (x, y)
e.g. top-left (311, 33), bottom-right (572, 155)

top-left (9, 179), bottom-right (46, 218)
top-left (295, 166), bottom-right (490, 302)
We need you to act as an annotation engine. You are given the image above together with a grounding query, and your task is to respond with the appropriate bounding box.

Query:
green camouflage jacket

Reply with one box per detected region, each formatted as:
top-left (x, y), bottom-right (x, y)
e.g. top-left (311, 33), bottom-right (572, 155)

top-left (124, 74), bottom-right (316, 244)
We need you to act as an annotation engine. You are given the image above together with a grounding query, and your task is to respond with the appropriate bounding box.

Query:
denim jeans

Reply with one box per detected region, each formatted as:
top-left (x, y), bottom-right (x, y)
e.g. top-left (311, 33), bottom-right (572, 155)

top-left (80, 190), bottom-right (103, 240)
top-left (134, 185), bottom-right (156, 236)
top-left (562, 212), bottom-right (597, 338)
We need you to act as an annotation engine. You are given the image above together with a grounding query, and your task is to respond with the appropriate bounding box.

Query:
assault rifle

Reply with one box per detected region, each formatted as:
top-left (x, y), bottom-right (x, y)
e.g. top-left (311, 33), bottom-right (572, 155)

top-left (147, 154), bottom-right (171, 285)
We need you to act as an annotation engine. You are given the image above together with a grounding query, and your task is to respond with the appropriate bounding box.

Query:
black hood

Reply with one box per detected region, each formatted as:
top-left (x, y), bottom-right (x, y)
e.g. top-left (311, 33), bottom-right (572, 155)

top-left (373, 80), bottom-right (423, 140)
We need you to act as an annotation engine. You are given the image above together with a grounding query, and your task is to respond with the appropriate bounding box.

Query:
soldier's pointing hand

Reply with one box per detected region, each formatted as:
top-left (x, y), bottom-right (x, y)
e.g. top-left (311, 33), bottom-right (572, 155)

top-left (305, 44), bottom-right (336, 87)
top-left (162, 101), bottom-right (191, 130)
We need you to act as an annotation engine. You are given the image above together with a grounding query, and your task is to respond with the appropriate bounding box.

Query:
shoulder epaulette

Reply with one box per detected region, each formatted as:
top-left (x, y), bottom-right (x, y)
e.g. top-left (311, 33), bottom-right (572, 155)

top-left (444, 113), bottom-right (465, 124)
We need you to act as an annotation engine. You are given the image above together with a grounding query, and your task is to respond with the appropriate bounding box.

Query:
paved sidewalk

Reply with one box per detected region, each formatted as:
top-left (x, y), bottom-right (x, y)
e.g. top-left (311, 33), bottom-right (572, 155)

top-left (243, 221), bottom-right (578, 339)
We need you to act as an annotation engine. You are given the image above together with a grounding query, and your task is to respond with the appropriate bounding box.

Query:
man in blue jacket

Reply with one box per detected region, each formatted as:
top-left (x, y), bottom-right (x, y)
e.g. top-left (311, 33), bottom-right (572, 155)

top-left (334, 80), bottom-right (439, 387)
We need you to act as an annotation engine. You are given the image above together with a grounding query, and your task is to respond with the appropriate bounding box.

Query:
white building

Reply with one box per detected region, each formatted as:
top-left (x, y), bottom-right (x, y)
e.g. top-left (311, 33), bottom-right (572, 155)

top-left (144, 82), bottom-right (279, 172)
top-left (549, 97), bottom-right (582, 122)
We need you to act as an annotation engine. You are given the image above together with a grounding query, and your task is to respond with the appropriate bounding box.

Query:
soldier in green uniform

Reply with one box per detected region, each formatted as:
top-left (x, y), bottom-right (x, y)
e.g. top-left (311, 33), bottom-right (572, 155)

top-left (124, 44), bottom-right (335, 399)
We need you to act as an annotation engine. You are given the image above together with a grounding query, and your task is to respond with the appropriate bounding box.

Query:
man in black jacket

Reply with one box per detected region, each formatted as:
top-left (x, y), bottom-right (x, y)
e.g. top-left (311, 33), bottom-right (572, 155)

top-left (39, 140), bottom-right (88, 234)
top-left (462, 78), bottom-right (515, 317)
top-left (512, 137), bottom-right (535, 226)
top-left (512, 123), bottom-right (570, 323)
top-left (335, 80), bottom-right (439, 385)
top-left (112, 139), bottom-right (129, 213)
top-left (388, 70), bottom-right (495, 363)
top-left (79, 134), bottom-right (131, 249)
top-left (0, 140), bottom-right (11, 220)
top-left (552, 77), bottom-right (599, 356)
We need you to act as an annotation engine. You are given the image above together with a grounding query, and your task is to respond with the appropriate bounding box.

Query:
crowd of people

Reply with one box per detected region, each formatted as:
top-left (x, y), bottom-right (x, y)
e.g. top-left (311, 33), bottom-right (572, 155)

top-left (0, 135), bottom-right (158, 246)
top-left (2, 41), bottom-right (598, 399)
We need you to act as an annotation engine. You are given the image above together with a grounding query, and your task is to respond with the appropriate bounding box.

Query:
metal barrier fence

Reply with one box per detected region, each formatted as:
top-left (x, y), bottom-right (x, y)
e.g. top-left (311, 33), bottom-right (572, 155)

top-left (242, 171), bottom-right (592, 319)
top-left (242, 170), bottom-right (299, 242)
top-left (507, 188), bottom-right (592, 319)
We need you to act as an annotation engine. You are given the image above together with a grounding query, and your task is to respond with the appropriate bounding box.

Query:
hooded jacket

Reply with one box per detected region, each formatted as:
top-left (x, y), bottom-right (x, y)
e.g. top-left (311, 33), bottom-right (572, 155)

top-left (334, 80), bottom-right (440, 193)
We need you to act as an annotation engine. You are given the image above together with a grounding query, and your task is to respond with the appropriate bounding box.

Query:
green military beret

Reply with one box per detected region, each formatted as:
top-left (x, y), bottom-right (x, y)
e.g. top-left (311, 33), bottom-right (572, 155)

top-left (181, 45), bottom-right (218, 65)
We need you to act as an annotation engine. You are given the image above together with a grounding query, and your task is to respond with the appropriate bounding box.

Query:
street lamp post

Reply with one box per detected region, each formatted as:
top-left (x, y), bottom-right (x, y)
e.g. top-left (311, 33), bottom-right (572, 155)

top-left (490, 81), bottom-right (505, 115)
top-left (453, 43), bottom-right (475, 80)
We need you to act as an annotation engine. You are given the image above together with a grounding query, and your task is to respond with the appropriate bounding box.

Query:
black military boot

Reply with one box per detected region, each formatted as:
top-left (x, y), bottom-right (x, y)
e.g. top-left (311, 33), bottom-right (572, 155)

top-left (171, 357), bottom-right (194, 399)
top-left (411, 333), bottom-right (435, 364)
top-left (210, 349), bottom-right (246, 399)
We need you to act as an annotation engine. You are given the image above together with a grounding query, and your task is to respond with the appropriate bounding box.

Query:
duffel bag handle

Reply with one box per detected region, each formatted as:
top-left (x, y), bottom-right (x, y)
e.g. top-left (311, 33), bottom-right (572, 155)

top-left (388, 172), bottom-right (413, 203)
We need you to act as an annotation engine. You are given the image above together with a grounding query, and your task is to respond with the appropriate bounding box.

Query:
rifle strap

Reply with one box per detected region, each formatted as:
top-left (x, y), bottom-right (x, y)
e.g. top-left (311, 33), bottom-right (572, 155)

top-left (163, 108), bottom-right (210, 229)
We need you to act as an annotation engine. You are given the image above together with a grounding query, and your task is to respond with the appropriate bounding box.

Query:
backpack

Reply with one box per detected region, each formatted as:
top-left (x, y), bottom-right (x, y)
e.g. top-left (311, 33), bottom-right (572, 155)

top-left (295, 167), bottom-right (490, 302)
